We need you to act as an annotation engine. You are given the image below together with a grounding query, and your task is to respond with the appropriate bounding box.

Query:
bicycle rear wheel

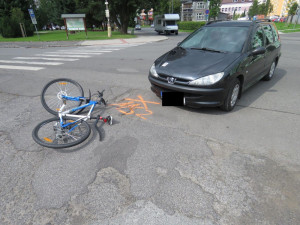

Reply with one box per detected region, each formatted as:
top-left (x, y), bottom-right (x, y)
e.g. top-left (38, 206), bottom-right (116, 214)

top-left (41, 78), bottom-right (84, 115)
top-left (32, 117), bottom-right (91, 148)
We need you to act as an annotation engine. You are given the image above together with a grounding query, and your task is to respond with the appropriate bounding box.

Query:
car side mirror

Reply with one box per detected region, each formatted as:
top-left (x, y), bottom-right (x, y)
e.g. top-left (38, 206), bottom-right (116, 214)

top-left (251, 47), bottom-right (266, 56)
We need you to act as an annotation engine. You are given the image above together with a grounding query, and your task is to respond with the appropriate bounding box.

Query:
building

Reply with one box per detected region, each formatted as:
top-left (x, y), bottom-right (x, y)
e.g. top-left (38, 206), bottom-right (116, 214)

top-left (181, 0), bottom-right (209, 21)
top-left (270, 0), bottom-right (300, 17)
top-left (220, 0), bottom-right (253, 16)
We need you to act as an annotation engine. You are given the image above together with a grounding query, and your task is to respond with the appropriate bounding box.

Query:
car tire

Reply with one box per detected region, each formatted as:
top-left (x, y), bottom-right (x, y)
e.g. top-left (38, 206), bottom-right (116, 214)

top-left (262, 61), bottom-right (276, 81)
top-left (220, 78), bottom-right (240, 112)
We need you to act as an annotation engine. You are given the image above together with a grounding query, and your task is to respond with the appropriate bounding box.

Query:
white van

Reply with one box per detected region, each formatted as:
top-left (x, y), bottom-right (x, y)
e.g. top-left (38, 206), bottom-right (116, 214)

top-left (154, 14), bottom-right (180, 35)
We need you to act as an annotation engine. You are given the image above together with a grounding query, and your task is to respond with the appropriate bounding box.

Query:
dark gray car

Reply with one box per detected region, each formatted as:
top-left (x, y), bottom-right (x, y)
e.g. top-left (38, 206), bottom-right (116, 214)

top-left (148, 20), bottom-right (281, 111)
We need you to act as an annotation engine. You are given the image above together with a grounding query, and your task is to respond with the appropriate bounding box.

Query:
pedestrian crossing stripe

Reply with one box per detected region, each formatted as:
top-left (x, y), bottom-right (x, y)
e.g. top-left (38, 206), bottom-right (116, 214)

top-left (46, 51), bottom-right (105, 55)
top-left (0, 60), bottom-right (63, 66)
top-left (14, 57), bottom-right (79, 61)
top-left (35, 54), bottom-right (91, 58)
top-left (0, 65), bottom-right (44, 71)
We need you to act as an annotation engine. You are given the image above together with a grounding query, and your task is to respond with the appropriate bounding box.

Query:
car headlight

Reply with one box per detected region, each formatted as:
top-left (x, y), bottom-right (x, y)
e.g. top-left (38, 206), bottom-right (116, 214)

top-left (188, 72), bottom-right (224, 86)
top-left (150, 63), bottom-right (158, 78)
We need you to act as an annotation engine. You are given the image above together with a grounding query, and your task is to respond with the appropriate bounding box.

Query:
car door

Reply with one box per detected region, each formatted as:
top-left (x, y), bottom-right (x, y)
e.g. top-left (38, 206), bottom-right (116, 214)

top-left (244, 25), bottom-right (266, 88)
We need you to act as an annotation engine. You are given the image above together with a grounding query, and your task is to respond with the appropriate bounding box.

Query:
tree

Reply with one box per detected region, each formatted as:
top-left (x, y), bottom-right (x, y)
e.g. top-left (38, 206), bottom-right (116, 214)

top-left (248, 0), bottom-right (259, 18)
top-left (109, 0), bottom-right (142, 34)
top-left (75, 0), bottom-right (105, 29)
top-left (209, 0), bottom-right (222, 20)
top-left (0, 0), bottom-right (35, 37)
top-left (287, 1), bottom-right (299, 23)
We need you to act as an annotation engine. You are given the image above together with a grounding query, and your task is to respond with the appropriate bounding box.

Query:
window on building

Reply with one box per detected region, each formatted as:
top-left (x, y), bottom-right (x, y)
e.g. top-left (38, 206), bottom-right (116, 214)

top-left (225, 8), bottom-right (227, 12)
top-left (196, 2), bottom-right (205, 9)
top-left (233, 0), bottom-right (238, 2)
top-left (239, 7), bottom-right (241, 11)
top-left (196, 13), bottom-right (204, 20)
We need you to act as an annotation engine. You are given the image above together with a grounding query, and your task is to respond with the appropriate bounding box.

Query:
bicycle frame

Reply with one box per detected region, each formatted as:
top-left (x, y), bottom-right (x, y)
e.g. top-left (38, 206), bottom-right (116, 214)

top-left (58, 95), bottom-right (97, 130)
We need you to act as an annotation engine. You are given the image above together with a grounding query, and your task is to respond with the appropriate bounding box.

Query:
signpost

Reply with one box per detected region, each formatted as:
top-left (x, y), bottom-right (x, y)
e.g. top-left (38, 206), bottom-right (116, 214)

top-left (205, 9), bottom-right (210, 21)
top-left (61, 14), bottom-right (87, 40)
top-left (28, 9), bottom-right (40, 40)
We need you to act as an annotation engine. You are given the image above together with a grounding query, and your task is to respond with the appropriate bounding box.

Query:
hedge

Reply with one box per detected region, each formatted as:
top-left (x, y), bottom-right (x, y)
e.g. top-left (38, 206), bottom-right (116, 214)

top-left (177, 21), bottom-right (206, 30)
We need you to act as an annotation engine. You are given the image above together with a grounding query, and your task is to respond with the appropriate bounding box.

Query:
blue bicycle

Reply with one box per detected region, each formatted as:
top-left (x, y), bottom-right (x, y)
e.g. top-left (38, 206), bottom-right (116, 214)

top-left (32, 78), bottom-right (112, 148)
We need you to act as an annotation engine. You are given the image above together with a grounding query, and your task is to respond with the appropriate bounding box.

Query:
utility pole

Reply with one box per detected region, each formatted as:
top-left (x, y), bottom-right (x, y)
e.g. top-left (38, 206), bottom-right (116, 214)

top-left (105, 0), bottom-right (111, 37)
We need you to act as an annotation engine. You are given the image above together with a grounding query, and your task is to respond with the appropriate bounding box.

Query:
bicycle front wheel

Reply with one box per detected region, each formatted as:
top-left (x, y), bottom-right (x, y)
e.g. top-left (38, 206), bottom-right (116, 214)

top-left (41, 78), bottom-right (84, 115)
top-left (32, 117), bottom-right (91, 148)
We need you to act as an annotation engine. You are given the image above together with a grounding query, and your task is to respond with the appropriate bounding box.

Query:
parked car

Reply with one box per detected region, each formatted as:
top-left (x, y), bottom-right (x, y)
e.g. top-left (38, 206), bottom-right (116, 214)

top-left (151, 24), bottom-right (154, 28)
top-left (61, 26), bottom-right (66, 30)
top-left (135, 24), bottom-right (141, 30)
top-left (279, 17), bottom-right (287, 22)
top-left (148, 20), bottom-right (281, 111)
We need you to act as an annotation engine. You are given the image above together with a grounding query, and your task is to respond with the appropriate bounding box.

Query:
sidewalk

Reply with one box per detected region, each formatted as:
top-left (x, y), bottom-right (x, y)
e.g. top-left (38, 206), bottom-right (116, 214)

top-left (80, 35), bottom-right (168, 46)
top-left (0, 35), bottom-right (168, 48)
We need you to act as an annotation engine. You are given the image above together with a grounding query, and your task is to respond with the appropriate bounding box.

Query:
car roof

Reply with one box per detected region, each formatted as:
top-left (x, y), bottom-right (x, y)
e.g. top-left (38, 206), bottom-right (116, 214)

top-left (206, 21), bottom-right (253, 27)
top-left (205, 20), bottom-right (275, 28)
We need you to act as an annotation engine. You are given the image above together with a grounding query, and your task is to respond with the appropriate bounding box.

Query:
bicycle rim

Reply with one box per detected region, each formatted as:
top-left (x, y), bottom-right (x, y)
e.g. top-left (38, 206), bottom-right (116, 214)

top-left (32, 117), bottom-right (91, 148)
top-left (41, 78), bottom-right (84, 115)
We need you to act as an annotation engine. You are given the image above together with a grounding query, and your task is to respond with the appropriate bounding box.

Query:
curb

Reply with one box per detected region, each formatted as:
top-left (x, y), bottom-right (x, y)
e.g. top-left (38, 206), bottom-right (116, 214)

top-left (0, 36), bottom-right (168, 48)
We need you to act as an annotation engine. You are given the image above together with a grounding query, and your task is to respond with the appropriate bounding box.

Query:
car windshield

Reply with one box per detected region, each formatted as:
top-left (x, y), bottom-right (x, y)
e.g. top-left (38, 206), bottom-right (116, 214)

top-left (166, 21), bottom-right (176, 26)
top-left (180, 26), bottom-right (249, 53)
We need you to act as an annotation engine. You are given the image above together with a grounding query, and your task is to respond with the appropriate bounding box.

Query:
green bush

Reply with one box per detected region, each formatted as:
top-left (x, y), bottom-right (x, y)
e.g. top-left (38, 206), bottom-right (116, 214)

top-left (0, 8), bottom-right (34, 38)
top-left (177, 21), bottom-right (206, 30)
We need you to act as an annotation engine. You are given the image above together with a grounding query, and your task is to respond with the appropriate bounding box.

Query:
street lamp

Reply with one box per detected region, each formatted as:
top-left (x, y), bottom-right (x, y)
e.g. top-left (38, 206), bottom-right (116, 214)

top-left (105, 0), bottom-right (111, 37)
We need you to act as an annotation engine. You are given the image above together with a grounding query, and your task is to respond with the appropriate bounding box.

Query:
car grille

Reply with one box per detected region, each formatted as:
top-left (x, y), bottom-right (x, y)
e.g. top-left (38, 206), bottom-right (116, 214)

top-left (158, 73), bottom-right (190, 85)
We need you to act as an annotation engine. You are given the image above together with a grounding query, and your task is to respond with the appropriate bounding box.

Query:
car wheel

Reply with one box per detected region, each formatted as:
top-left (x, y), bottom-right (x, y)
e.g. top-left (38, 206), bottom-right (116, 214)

top-left (221, 79), bottom-right (240, 112)
top-left (263, 61), bottom-right (276, 81)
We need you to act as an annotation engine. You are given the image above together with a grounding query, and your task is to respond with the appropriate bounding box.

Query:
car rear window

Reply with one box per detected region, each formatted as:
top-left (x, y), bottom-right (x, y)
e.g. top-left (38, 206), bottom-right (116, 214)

top-left (180, 26), bottom-right (249, 53)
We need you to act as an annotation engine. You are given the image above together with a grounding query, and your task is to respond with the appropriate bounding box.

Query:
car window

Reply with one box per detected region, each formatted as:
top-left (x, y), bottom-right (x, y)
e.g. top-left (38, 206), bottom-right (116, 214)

top-left (270, 24), bottom-right (279, 42)
top-left (180, 26), bottom-right (249, 53)
top-left (263, 25), bottom-right (274, 45)
top-left (251, 27), bottom-right (264, 49)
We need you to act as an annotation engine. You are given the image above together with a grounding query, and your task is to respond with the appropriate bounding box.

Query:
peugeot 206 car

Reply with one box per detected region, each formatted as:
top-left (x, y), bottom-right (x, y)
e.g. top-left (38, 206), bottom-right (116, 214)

top-left (148, 20), bottom-right (281, 111)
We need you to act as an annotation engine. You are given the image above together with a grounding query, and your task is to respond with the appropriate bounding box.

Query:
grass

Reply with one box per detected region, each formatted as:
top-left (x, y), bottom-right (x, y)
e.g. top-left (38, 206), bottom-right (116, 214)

top-left (275, 22), bottom-right (300, 33)
top-left (0, 30), bottom-right (136, 42)
top-left (179, 29), bottom-right (195, 33)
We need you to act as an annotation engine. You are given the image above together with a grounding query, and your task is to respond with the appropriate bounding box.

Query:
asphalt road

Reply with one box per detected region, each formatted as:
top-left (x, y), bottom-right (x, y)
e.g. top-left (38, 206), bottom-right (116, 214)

top-left (0, 28), bottom-right (299, 224)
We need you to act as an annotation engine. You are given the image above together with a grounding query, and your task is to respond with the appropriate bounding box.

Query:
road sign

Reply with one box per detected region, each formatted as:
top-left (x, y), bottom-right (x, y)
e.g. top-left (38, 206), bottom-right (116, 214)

top-left (28, 9), bottom-right (37, 25)
top-left (28, 9), bottom-right (39, 40)
top-left (205, 10), bottom-right (210, 15)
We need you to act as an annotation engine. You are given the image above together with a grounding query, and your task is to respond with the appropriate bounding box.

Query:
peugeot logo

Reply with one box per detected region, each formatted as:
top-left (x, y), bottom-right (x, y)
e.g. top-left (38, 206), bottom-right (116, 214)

top-left (167, 77), bottom-right (176, 84)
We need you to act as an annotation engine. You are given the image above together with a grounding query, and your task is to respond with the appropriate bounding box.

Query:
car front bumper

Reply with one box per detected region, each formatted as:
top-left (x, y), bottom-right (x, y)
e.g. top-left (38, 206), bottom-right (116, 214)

top-left (149, 75), bottom-right (226, 107)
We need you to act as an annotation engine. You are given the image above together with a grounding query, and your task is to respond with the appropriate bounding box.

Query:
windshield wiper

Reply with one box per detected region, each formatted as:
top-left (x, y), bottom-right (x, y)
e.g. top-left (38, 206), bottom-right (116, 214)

top-left (191, 47), bottom-right (226, 53)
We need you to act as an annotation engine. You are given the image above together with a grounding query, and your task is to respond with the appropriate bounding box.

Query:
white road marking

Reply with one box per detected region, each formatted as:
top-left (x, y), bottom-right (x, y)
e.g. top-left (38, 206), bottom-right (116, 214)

top-left (14, 57), bottom-right (79, 61)
top-left (0, 65), bottom-right (44, 71)
top-left (57, 50), bottom-right (112, 53)
top-left (35, 54), bottom-right (91, 58)
top-left (0, 60), bottom-right (63, 65)
top-left (46, 51), bottom-right (104, 55)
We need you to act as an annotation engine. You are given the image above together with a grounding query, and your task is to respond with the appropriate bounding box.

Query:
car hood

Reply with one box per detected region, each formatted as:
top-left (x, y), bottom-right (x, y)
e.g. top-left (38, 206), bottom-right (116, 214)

top-left (156, 47), bottom-right (241, 80)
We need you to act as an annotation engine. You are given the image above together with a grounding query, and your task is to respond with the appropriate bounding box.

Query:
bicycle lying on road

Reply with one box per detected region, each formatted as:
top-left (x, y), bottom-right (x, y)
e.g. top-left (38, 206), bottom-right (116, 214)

top-left (32, 78), bottom-right (113, 149)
